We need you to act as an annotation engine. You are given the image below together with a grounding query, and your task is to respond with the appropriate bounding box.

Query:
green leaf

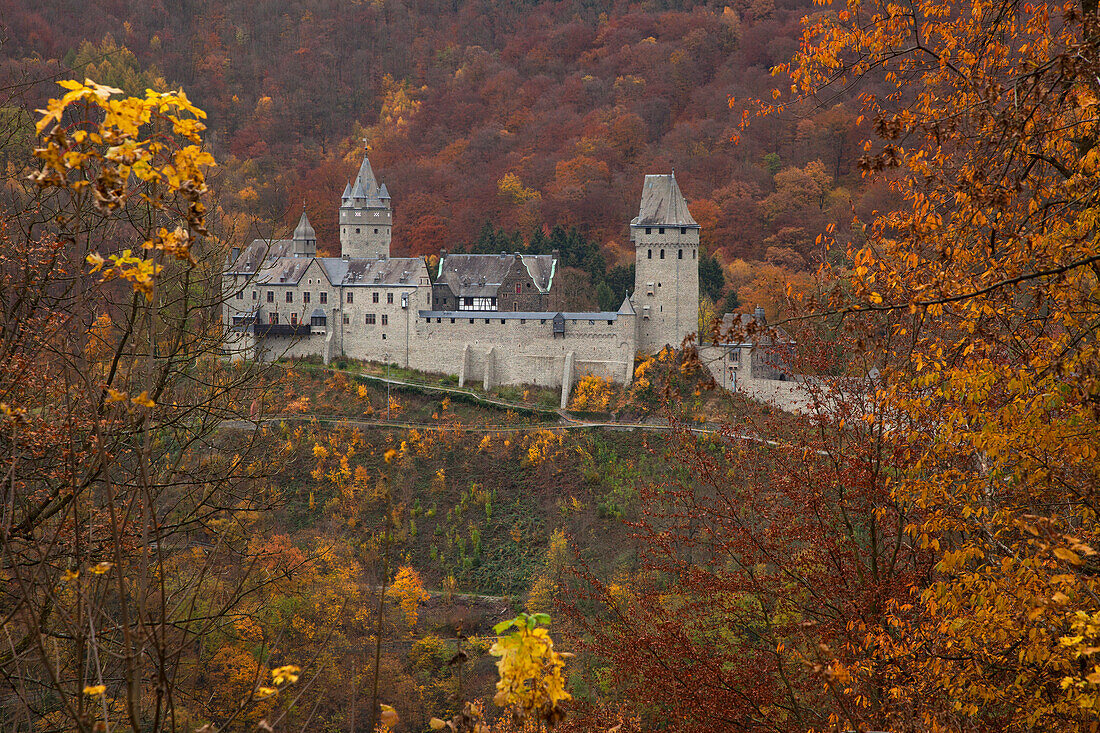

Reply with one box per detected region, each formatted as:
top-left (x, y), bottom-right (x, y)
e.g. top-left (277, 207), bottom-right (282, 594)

top-left (493, 618), bottom-right (518, 634)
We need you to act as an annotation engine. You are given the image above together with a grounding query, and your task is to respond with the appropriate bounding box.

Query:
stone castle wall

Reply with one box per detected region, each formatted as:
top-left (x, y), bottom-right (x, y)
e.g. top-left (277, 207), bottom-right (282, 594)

top-left (407, 313), bottom-right (636, 394)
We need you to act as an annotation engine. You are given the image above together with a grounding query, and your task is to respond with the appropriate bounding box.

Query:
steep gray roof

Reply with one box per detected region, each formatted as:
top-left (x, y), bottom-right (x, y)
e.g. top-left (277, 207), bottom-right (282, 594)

top-left (436, 253), bottom-right (555, 297)
top-left (341, 182), bottom-right (352, 200)
top-left (343, 152), bottom-right (390, 209)
top-left (631, 173), bottom-right (699, 228)
top-left (318, 257), bottom-right (425, 287)
top-left (316, 258), bottom-right (349, 284)
top-left (253, 257), bottom-right (314, 286)
top-left (226, 239), bottom-right (294, 275)
top-left (293, 211), bottom-right (316, 241)
top-left (355, 155), bottom-right (378, 194)
top-left (618, 295), bottom-right (636, 316)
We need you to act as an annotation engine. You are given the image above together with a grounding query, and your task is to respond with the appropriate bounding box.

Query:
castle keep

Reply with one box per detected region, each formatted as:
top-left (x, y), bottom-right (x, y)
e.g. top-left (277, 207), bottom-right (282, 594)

top-left (223, 148), bottom-right (703, 406)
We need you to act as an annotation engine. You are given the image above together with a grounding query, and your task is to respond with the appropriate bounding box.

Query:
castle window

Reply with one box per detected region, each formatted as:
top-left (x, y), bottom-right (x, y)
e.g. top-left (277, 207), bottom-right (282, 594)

top-left (303, 291), bottom-right (311, 303)
top-left (356, 228), bottom-right (360, 234)
top-left (607, 320), bottom-right (613, 325)
top-left (320, 292), bottom-right (328, 304)
top-left (501, 319), bottom-right (506, 324)
top-left (681, 227), bottom-right (687, 234)
top-left (311, 314), bottom-right (326, 327)
top-left (646, 227), bottom-right (651, 235)
top-left (252, 291), bottom-right (257, 300)
top-left (236, 291), bottom-right (243, 299)
top-left (290, 313), bottom-right (298, 325)
top-left (647, 249), bottom-right (652, 259)
top-left (347, 292), bottom-right (354, 303)
top-left (286, 292), bottom-right (293, 303)
top-left (485, 318), bottom-right (490, 324)
top-left (692, 250), bottom-right (696, 259)
top-left (366, 313), bottom-right (376, 325)
top-left (267, 291), bottom-right (274, 303)
top-left (515, 283), bottom-right (521, 294)
top-left (373, 292), bottom-right (379, 303)
top-left (381, 314), bottom-right (388, 325)
top-left (659, 227), bottom-right (665, 234)
top-left (541, 319), bottom-right (547, 324)
top-left (660, 249), bottom-right (665, 259)
top-left (451, 318), bottom-right (456, 323)
top-left (269, 313), bottom-right (278, 324)
top-left (387, 293), bottom-right (394, 304)
top-left (678, 249), bottom-right (683, 259)
top-left (589, 319), bottom-right (595, 325)
top-left (513, 302), bottom-right (518, 311)
top-left (442, 297), bottom-right (448, 305)
top-left (343, 315), bottom-right (349, 324)
top-left (520, 319), bottom-right (526, 324)
top-left (469, 319), bottom-right (474, 324)
top-left (436, 318), bottom-right (442, 323)
top-left (382, 333), bottom-right (386, 340)
top-left (374, 228), bottom-right (379, 234)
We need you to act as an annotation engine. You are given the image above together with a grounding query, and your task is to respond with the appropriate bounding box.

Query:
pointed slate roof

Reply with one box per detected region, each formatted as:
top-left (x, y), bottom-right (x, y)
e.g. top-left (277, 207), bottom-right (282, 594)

top-left (349, 175), bottom-right (366, 200)
top-left (378, 183), bottom-right (390, 199)
top-left (355, 155), bottom-right (378, 195)
top-left (341, 182), bottom-right (352, 200)
top-left (293, 211), bottom-right (316, 242)
top-left (617, 295), bottom-right (636, 316)
top-left (631, 173), bottom-right (699, 228)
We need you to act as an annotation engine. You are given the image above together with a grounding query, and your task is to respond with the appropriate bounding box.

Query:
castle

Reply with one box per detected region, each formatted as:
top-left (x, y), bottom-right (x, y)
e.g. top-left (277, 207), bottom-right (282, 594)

top-left (224, 147), bottom-right (773, 407)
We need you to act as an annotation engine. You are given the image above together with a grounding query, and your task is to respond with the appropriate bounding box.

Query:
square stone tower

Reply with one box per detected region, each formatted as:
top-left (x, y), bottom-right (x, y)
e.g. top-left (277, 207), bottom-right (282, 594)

top-left (339, 147), bottom-right (392, 258)
top-left (631, 173), bottom-right (700, 354)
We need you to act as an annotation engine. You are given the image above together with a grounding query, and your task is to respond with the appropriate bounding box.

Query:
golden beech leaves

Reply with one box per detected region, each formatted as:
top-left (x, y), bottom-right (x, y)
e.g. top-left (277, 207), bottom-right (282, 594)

top-left (30, 79), bottom-right (214, 300)
top-left (762, 0), bottom-right (1100, 729)
top-left (490, 613), bottom-right (571, 728)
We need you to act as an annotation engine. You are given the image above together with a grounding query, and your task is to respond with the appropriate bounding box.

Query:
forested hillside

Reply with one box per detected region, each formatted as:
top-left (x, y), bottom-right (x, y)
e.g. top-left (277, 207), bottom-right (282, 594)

top-left (1, 0), bottom-right (872, 298)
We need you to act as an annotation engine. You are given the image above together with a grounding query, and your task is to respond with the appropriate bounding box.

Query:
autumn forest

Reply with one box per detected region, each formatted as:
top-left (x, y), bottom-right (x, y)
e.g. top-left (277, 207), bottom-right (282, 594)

top-left (2, 0), bottom-right (1100, 731)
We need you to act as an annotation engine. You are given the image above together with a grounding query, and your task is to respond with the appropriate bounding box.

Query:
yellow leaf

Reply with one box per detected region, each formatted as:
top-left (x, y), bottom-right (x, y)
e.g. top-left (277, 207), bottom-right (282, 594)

top-left (131, 391), bottom-right (155, 408)
top-left (91, 561), bottom-right (113, 575)
top-left (429, 719), bottom-right (447, 731)
top-left (379, 703), bottom-right (399, 728)
top-left (83, 685), bottom-right (106, 696)
top-left (1055, 548), bottom-right (1084, 565)
top-left (272, 664), bottom-right (300, 685)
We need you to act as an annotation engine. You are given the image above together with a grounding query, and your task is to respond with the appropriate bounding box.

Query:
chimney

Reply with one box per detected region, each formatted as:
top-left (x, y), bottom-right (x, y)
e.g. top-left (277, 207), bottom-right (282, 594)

top-left (551, 249), bottom-right (560, 261)
top-left (440, 248), bottom-right (447, 259)
top-left (754, 306), bottom-right (766, 325)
